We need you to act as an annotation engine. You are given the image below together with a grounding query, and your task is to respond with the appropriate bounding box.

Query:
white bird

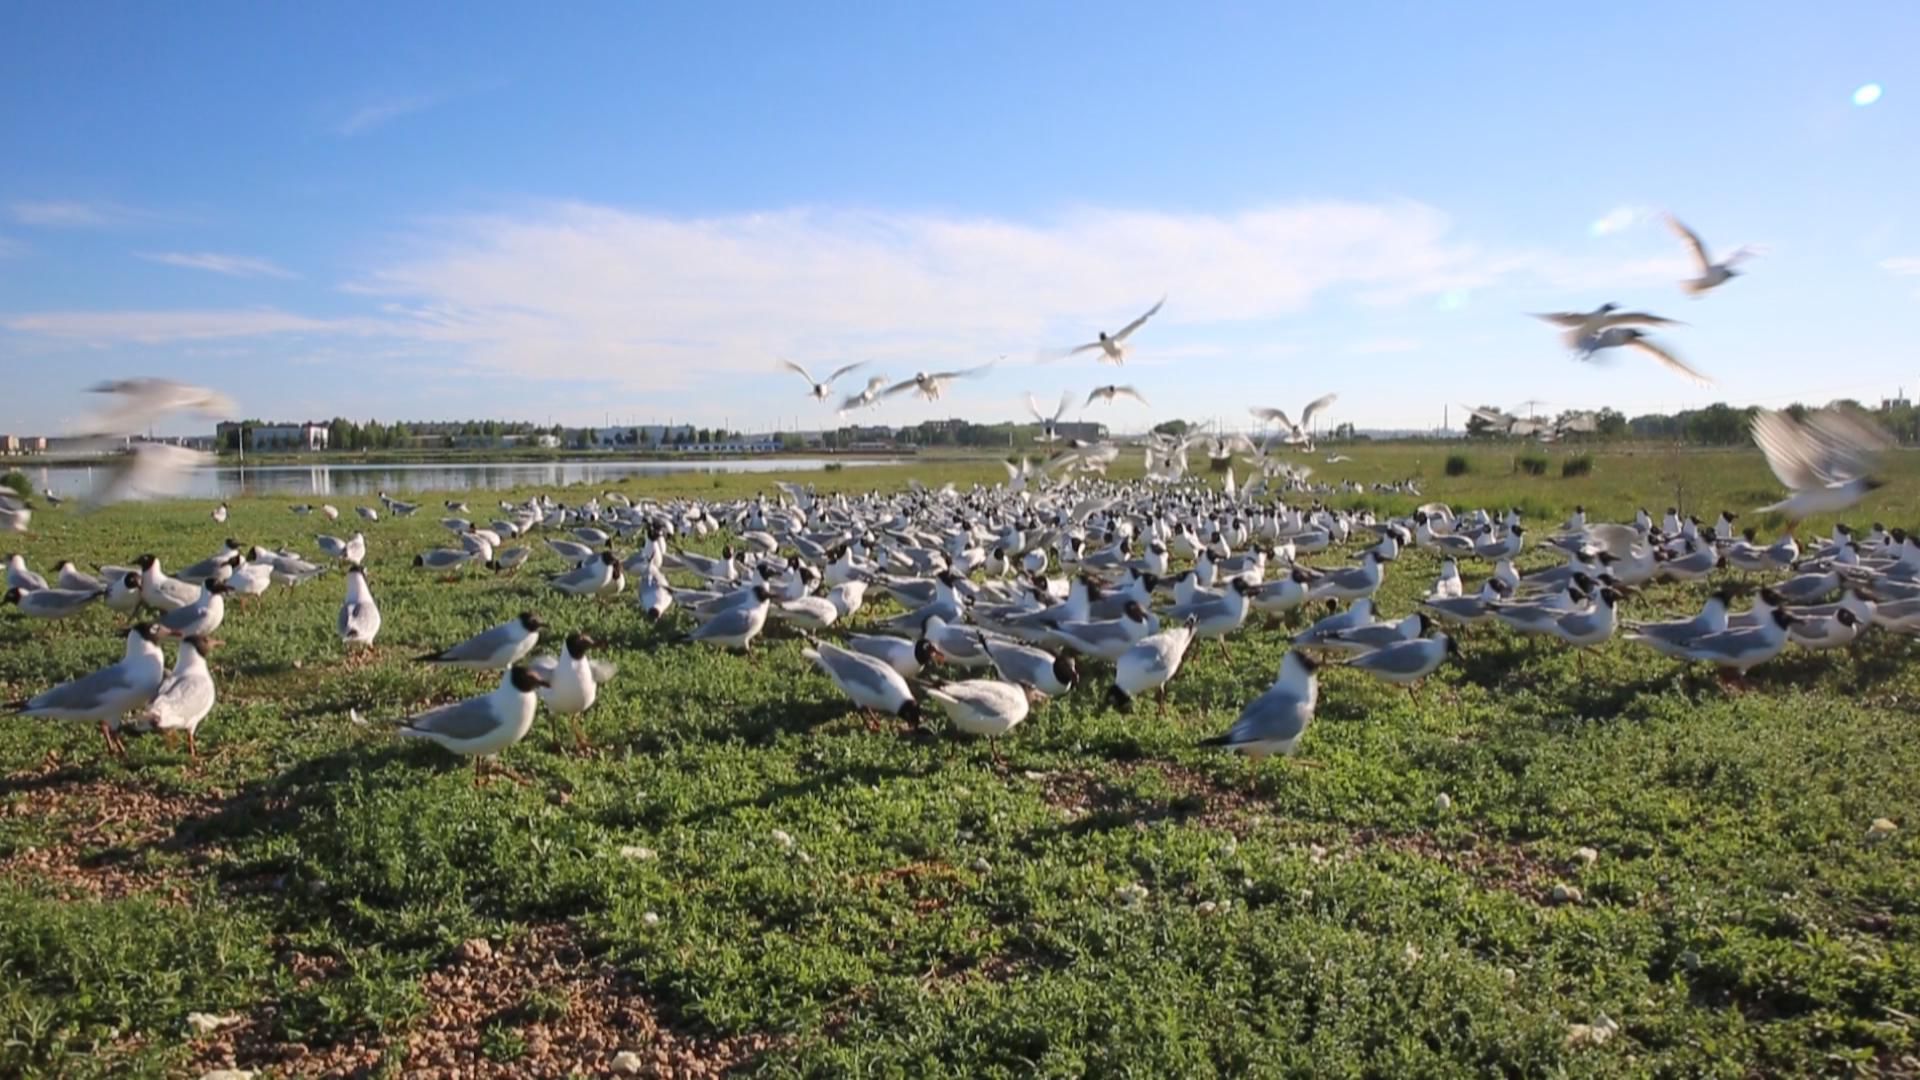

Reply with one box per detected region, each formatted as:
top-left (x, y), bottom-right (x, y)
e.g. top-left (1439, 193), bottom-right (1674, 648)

top-left (548, 552), bottom-right (622, 596)
top-left (388, 666), bottom-right (549, 783)
top-left (1666, 213), bottom-right (1758, 296)
top-left (1027, 392), bottom-right (1073, 443)
top-left (1066, 297), bottom-right (1165, 364)
top-left (6, 553), bottom-right (48, 592)
top-left (1, 494), bottom-right (32, 534)
top-left (637, 569), bottom-right (676, 622)
top-left (1085, 384), bottom-right (1150, 408)
top-left (338, 564), bottom-right (381, 652)
top-left (803, 640), bottom-right (921, 722)
top-left (157, 580), bottom-right (229, 638)
top-left (881, 363), bottom-right (995, 402)
top-left (686, 586), bottom-right (772, 651)
top-left (1345, 633), bottom-right (1459, 702)
top-left (8, 623), bottom-right (166, 754)
top-left (417, 612), bottom-right (544, 671)
top-left (527, 632), bottom-right (616, 753)
top-left (1574, 325), bottom-right (1711, 385)
top-left (211, 503), bottom-right (229, 524)
top-left (1107, 616), bottom-right (1197, 714)
top-left (134, 634), bottom-right (218, 758)
top-left (1750, 407), bottom-right (1892, 527)
top-left (1250, 393), bottom-right (1338, 447)
top-left (136, 555), bottom-right (201, 612)
top-left (1200, 650), bottom-right (1321, 761)
top-left (5, 585), bottom-right (104, 620)
top-left (837, 375), bottom-right (892, 413)
top-left (782, 359), bottom-right (868, 401)
top-left (54, 560), bottom-right (103, 593)
top-left (845, 634), bottom-right (940, 680)
top-left (1532, 304), bottom-right (1681, 337)
top-left (923, 680), bottom-right (1030, 741)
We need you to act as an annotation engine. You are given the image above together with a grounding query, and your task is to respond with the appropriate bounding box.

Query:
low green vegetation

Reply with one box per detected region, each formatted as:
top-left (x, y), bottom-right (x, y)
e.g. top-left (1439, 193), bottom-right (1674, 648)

top-left (0, 445), bottom-right (1915, 1077)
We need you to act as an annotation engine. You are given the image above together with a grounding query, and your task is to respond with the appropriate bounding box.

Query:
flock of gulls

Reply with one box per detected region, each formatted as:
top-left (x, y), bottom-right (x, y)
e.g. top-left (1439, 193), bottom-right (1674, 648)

top-left (1, 210), bottom-right (1908, 782)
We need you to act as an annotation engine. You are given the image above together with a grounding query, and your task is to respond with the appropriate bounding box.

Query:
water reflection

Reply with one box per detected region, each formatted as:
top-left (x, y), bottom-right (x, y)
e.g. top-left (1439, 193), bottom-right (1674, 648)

top-left (25, 458), bottom-right (900, 500)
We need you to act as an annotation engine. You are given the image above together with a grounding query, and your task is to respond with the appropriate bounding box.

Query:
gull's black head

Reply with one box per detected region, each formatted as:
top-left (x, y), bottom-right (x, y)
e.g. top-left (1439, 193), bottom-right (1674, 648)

top-left (1836, 608), bottom-right (1860, 628)
top-left (133, 622), bottom-right (160, 643)
top-left (1123, 599), bottom-right (1148, 622)
top-left (565, 632), bottom-right (595, 658)
top-left (519, 612), bottom-right (544, 632)
top-left (896, 698), bottom-right (924, 725)
top-left (1053, 654), bottom-right (1080, 689)
top-left (509, 665), bottom-right (549, 692)
top-left (1106, 683), bottom-right (1133, 712)
top-left (206, 580), bottom-right (231, 595)
top-left (2, 587), bottom-right (19, 605)
top-left (183, 634), bottom-right (214, 658)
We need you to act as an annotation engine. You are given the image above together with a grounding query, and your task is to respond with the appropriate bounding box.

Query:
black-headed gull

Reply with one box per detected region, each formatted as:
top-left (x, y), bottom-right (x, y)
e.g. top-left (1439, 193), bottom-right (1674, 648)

top-left (1066, 297), bottom-right (1165, 364)
top-left (1750, 407), bottom-right (1892, 526)
top-left (1666, 214), bottom-right (1758, 296)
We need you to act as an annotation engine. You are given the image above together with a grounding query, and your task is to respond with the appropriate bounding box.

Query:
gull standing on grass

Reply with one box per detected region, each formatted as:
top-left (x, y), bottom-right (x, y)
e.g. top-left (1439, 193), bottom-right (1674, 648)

top-left (1200, 650), bottom-right (1322, 763)
top-left (133, 634), bottom-right (217, 759)
top-left (377, 666), bottom-right (549, 784)
top-left (803, 640), bottom-right (922, 723)
top-left (338, 564), bottom-right (382, 654)
top-left (528, 632), bottom-right (615, 753)
top-left (8, 624), bottom-right (166, 754)
top-left (417, 612), bottom-right (545, 671)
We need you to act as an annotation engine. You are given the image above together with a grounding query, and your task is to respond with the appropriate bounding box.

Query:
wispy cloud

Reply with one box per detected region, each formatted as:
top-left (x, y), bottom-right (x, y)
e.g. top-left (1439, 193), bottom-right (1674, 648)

top-left (3, 199), bottom-right (1712, 409)
top-left (1589, 205), bottom-right (1652, 237)
top-left (138, 251), bottom-right (297, 279)
top-left (9, 200), bottom-right (133, 227)
top-left (1346, 337), bottom-right (1422, 355)
top-left (1880, 256), bottom-right (1920, 276)
top-left (336, 96), bottom-right (436, 136)
top-left (1, 308), bottom-right (381, 344)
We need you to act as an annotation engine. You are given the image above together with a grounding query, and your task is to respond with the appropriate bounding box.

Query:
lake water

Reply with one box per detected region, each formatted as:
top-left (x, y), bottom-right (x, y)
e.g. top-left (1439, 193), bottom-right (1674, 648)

top-left (23, 457), bottom-right (903, 500)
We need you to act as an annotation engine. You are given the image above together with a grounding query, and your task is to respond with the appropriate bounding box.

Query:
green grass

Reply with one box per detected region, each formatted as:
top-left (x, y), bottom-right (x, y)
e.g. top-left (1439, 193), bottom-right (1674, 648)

top-left (1, 446), bottom-right (1917, 1076)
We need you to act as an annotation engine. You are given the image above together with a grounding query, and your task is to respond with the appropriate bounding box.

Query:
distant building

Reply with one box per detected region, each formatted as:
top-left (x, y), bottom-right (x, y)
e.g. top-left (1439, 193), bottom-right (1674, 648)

top-left (535, 433), bottom-right (560, 449)
top-left (250, 423), bottom-right (330, 451)
top-left (0, 435), bottom-right (17, 455)
top-left (1053, 421), bottom-right (1108, 442)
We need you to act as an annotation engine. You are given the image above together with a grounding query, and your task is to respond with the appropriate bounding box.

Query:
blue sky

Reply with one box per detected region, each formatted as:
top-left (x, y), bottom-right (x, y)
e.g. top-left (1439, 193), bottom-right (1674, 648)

top-left (3, 3), bottom-right (1916, 436)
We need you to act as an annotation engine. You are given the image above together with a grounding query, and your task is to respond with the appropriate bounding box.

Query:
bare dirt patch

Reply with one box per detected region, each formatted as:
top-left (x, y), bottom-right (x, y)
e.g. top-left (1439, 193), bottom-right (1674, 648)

top-left (192, 923), bottom-right (781, 1079)
top-left (0, 767), bottom-right (224, 901)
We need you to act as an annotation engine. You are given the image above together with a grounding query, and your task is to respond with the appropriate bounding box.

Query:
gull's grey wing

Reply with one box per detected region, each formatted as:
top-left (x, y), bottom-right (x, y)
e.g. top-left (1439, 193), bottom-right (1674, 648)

top-left (401, 696), bottom-right (505, 741)
top-left (1665, 214), bottom-right (1711, 273)
top-left (434, 621), bottom-right (520, 663)
top-left (1299, 393), bottom-right (1338, 429)
top-left (1111, 296), bottom-right (1165, 342)
top-left (1627, 337), bottom-right (1711, 384)
top-left (1224, 686), bottom-right (1307, 745)
top-left (25, 663), bottom-right (141, 714)
top-left (691, 605), bottom-right (757, 640)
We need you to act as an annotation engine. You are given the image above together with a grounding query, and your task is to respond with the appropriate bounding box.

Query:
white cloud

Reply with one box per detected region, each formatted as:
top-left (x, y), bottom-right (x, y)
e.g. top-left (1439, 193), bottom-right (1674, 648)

top-left (1880, 256), bottom-right (1920, 276)
top-left (1346, 337), bottom-right (1421, 355)
top-left (1, 309), bottom-right (372, 344)
top-left (339, 200), bottom-right (1503, 389)
top-left (10, 200), bottom-right (118, 227)
top-left (138, 252), bottom-right (297, 279)
top-left (336, 96), bottom-right (435, 136)
top-left (1589, 205), bottom-right (1653, 237)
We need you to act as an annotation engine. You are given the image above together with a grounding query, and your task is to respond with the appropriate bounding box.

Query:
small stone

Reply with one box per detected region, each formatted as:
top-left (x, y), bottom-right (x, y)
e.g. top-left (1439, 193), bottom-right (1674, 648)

top-left (618, 845), bottom-right (656, 861)
top-left (1550, 884), bottom-right (1584, 906)
top-left (641, 911), bottom-right (661, 927)
top-left (1866, 818), bottom-right (1898, 844)
top-left (198, 1072), bottom-right (256, 1080)
top-left (1307, 844), bottom-right (1328, 864)
top-left (1195, 901), bottom-right (1219, 916)
top-left (185, 1012), bottom-right (239, 1037)
top-left (1402, 943), bottom-right (1423, 966)
top-left (957, 828), bottom-right (975, 841)
top-left (1219, 837), bottom-right (1239, 855)
top-left (1677, 950), bottom-right (1702, 971)
top-left (771, 828), bottom-right (795, 850)
top-left (455, 938), bottom-right (494, 964)
top-left (1021, 770), bottom-right (1048, 781)
top-left (971, 857), bottom-right (992, 874)
top-left (796, 850), bottom-right (814, 864)
top-left (1434, 792), bottom-right (1453, 812)
top-left (610, 1050), bottom-right (646, 1075)
top-left (1499, 966), bottom-right (1517, 986)
top-left (1114, 882), bottom-right (1150, 907)
top-left (1572, 846), bottom-right (1599, 868)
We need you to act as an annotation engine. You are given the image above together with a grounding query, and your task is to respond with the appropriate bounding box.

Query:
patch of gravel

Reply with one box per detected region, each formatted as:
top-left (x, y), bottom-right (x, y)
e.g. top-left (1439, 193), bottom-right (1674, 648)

top-left (1348, 827), bottom-right (1557, 902)
top-left (191, 923), bottom-right (780, 1079)
top-left (0, 772), bottom-right (224, 901)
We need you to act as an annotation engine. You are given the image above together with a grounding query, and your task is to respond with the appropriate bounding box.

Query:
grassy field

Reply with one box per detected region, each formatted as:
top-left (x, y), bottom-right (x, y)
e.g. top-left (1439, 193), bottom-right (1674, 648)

top-left (2, 443), bottom-right (1917, 1078)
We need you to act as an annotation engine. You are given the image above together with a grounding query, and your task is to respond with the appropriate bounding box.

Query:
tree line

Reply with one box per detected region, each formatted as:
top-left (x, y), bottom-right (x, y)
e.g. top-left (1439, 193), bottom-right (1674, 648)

top-left (1465, 400), bottom-right (1919, 445)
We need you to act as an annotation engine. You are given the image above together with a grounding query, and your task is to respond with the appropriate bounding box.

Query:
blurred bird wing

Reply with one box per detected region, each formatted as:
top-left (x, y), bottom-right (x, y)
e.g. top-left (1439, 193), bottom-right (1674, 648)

top-left (825, 361), bottom-right (867, 383)
top-left (1664, 213), bottom-right (1712, 273)
top-left (1110, 296), bottom-right (1166, 342)
top-left (1299, 393), bottom-right (1338, 429)
top-left (1626, 336), bottom-right (1712, 384)
top-left (1249, 406), bottom-right (1292, 427)
top-left (780, 358), bottom-right (816, 384)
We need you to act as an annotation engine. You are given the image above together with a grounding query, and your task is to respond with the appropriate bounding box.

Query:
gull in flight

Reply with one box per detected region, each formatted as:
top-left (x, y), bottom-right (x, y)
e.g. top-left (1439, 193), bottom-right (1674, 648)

top-left (70, 378), bottom-right (236, 507)
top-left (1249, 393), bottom-right (1338, 448)
top-left (1533, 308), bottom-right (1708, 384)
top-left (1666, 214), bottom-right (1758, 296)
top-left (837, 375), bottom-right (891, 414)
top-left (1751, 406), bottom-right (1893, 527)
top-left (781, 359), bottom-right (867, 402)
top-left (1085, 384), bottom-right (1149, 408)
top-left (882, 361), bottom-right (995, 402)
top-left (1064, 297), bottom-right (1165, 364)
top-left (1028, 392), bottom-right (1072, 443)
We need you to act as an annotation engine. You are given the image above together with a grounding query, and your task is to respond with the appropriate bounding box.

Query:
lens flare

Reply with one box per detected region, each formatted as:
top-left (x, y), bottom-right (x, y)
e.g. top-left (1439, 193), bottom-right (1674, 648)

top-left (1853, 83), bottom-right (1883, 107)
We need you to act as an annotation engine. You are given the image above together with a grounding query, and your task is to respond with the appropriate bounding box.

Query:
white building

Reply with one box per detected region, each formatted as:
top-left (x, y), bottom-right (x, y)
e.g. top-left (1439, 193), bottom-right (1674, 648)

top-left (251, 422), bottom-right (330, 451)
